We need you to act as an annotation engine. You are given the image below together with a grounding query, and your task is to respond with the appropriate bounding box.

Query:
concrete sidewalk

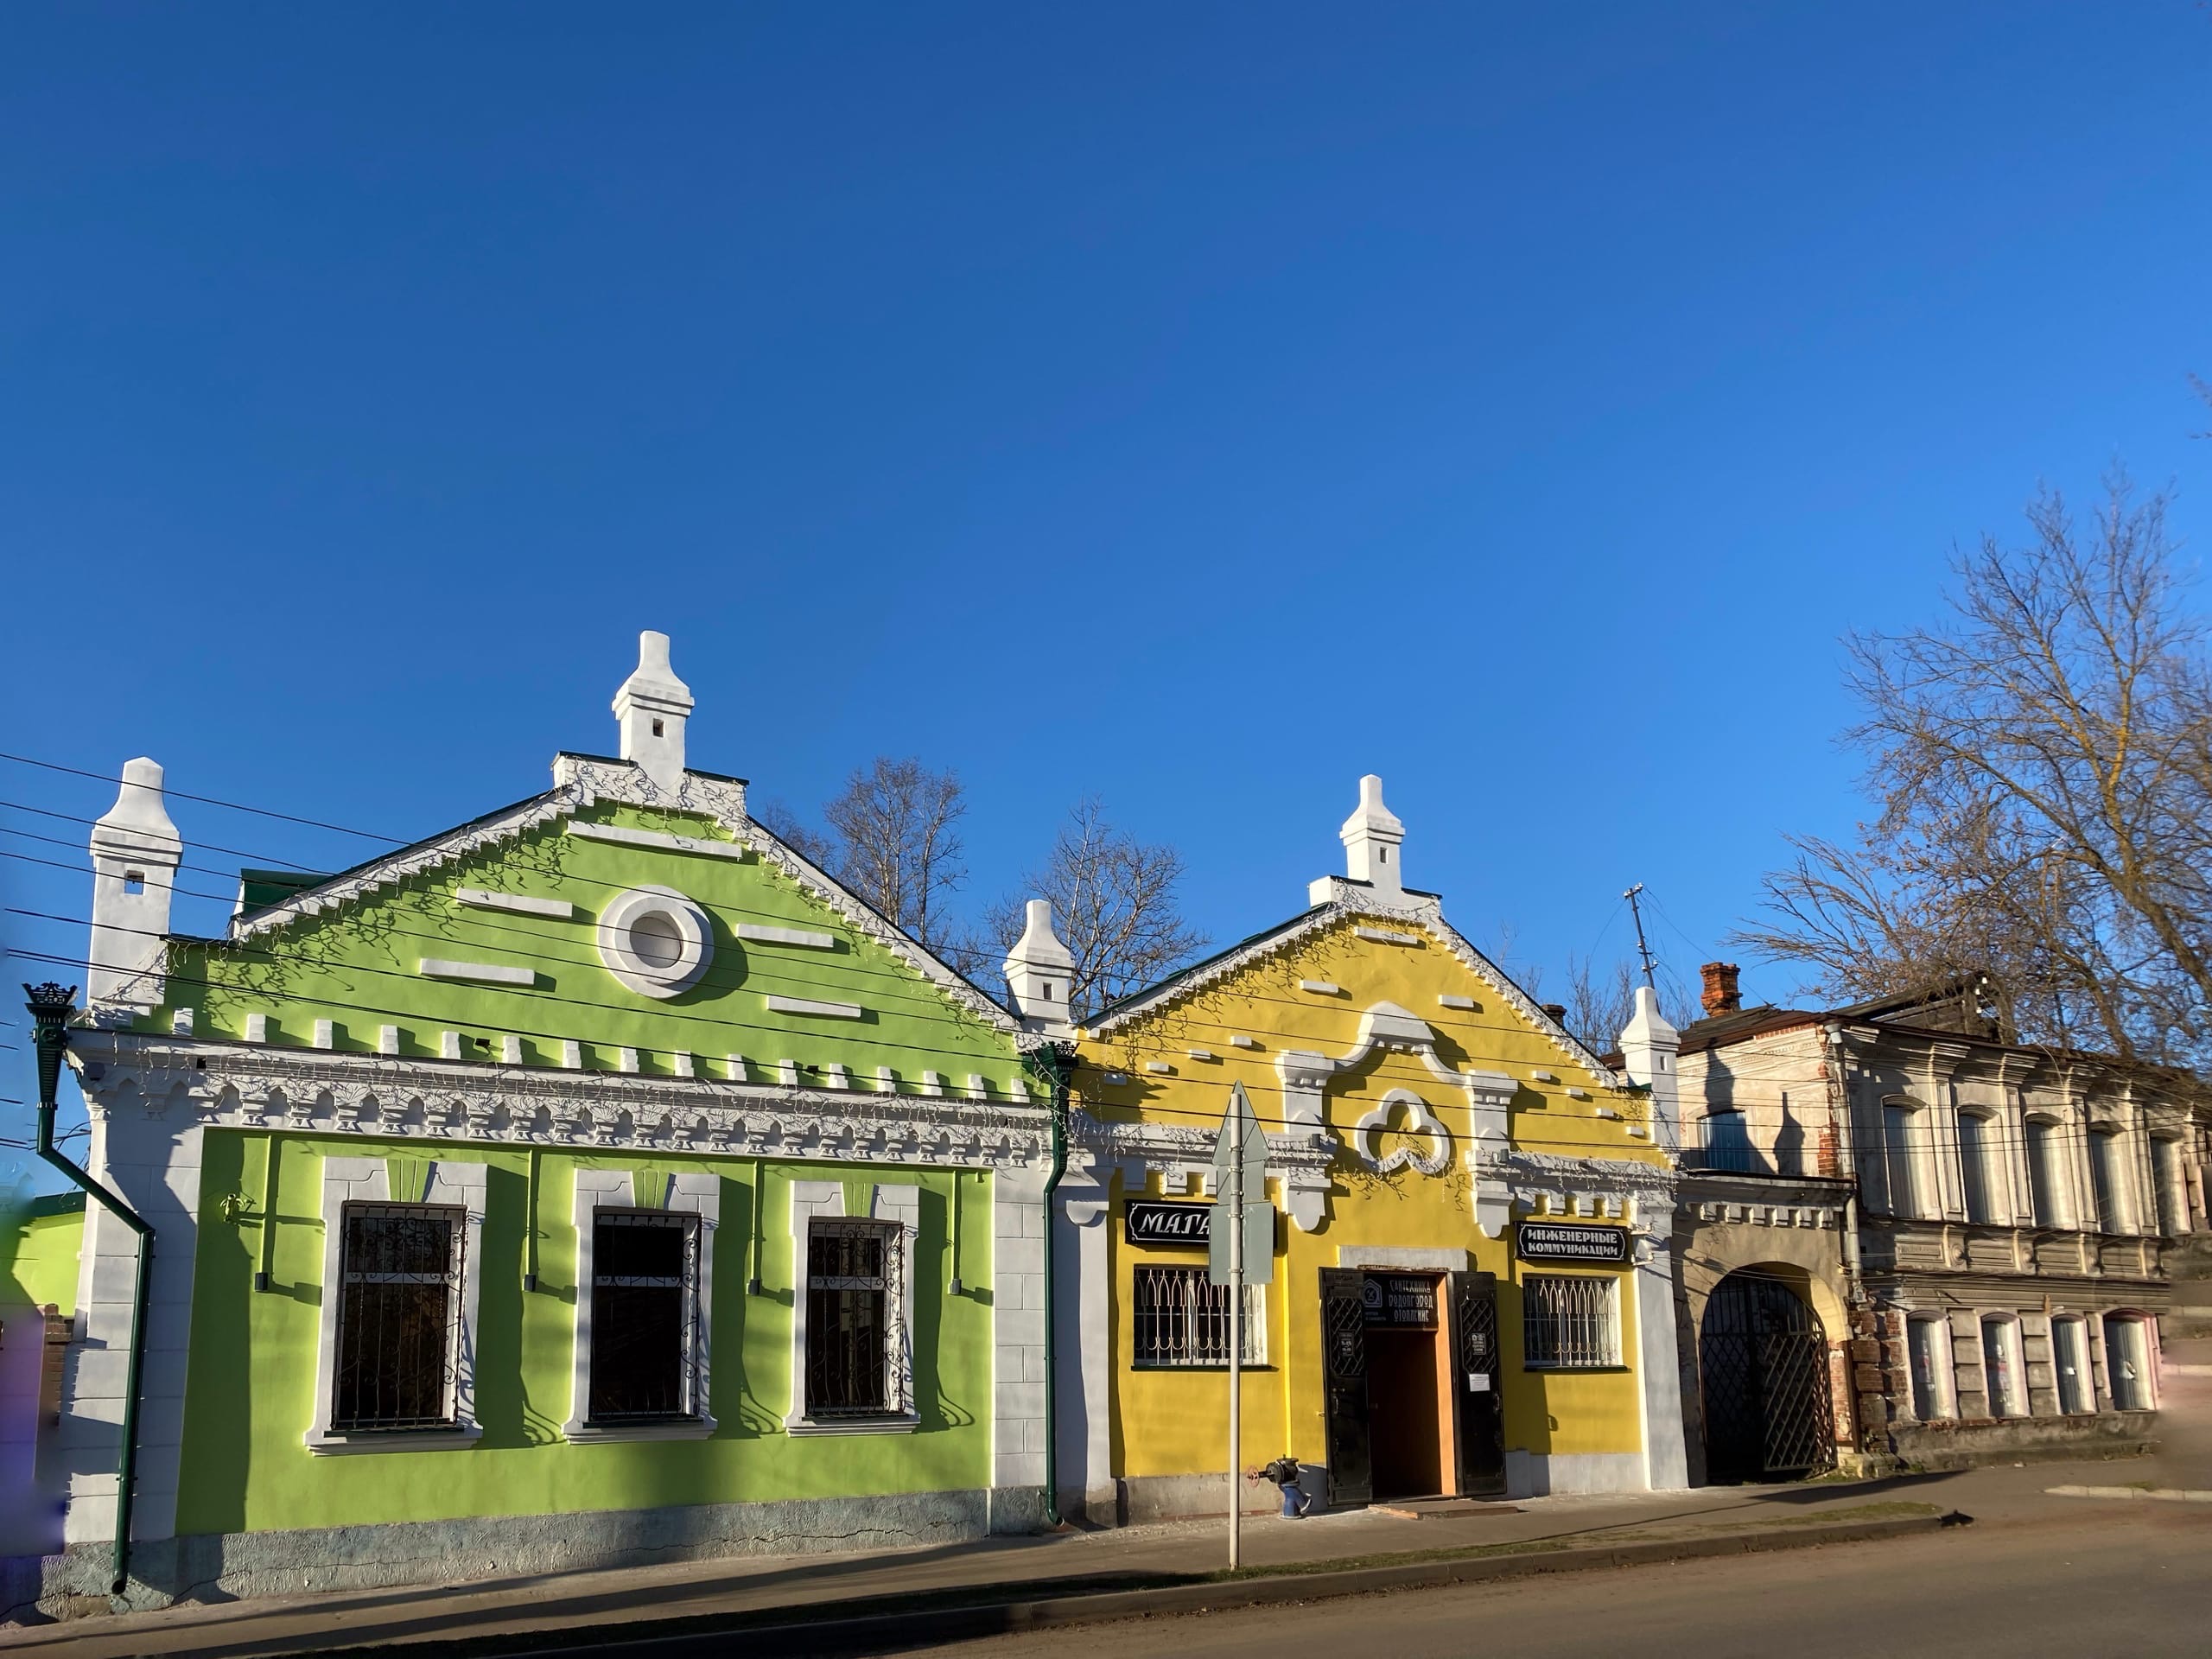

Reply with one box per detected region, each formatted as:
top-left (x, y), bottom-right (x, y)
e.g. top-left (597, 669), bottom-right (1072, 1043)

top-left (0, 1459), bottom-right (2172, 1659)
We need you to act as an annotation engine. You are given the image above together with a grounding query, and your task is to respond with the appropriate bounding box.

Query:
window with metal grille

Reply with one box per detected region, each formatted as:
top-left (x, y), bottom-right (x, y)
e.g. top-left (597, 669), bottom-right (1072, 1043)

top-left (1131, 1267), bottom-right (1265, 1367)
top-left (332, 1204), bottom-right (463, 1431)
top-left (1522, 1273), bottom-right (1619, 1370)
top-left (805, 1219), bottom-right (906, 1417)
top-left (588, 1210), bottom-right (701, 1424)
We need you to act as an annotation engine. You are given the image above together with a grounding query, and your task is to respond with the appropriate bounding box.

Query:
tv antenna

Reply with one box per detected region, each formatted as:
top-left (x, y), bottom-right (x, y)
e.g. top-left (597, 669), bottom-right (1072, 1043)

top-left (1624, 883), bottom-right (1657, 989)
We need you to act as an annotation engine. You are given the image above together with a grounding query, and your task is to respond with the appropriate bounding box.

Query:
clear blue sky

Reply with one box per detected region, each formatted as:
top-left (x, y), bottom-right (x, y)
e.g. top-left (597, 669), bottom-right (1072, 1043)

top-left (5, 3), bottom-right (2211, 1151)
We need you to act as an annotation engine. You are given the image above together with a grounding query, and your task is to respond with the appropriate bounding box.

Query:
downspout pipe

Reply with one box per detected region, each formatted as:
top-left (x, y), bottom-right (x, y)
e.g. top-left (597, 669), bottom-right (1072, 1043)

top-left (24, 983), bottom-right (154, 1599)
top-left (1039, 1042), bottom-right (1071, 1528)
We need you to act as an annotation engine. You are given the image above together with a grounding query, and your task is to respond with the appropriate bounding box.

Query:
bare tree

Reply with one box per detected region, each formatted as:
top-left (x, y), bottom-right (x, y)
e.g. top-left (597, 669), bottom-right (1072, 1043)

top-left (758, 759), bottom-right (969, 953)
top-left (1736, 474), bottom-right (2212, 1067)
top-left (983, 798), bottom-right (1207, 1020)
top-left (1556, 953), bottom-right (1698, 1051)
top-left (750, 796), bottom-right (836, 870)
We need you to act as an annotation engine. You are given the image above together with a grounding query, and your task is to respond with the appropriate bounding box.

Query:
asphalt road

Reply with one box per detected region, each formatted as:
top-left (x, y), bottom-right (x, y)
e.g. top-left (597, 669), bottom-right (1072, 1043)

top-left (928, 1506), bottom-right (2212, 1659)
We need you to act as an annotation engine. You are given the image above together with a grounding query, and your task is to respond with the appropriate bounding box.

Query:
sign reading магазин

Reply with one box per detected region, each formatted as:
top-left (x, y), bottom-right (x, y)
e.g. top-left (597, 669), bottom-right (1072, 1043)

top-left (1515, 1222), bottom-right (1632, 1265)
top-left (1124, 1199), bottom-right (1212, 1247)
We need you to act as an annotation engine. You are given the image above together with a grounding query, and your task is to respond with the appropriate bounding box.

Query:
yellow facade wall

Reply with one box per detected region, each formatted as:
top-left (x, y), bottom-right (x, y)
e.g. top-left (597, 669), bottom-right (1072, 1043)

top-left (1078, 912), bottom-right (1666, 1491)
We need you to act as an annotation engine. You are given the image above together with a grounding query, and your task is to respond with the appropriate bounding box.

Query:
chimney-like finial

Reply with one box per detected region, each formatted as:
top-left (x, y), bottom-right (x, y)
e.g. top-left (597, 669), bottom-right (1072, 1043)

top-left (1004, 899), bottom-right (1077, 1034)
top-left (1700, 961), bottom-right (1742, 1017)
top-left (613, 630), bottom-right (694, 791)
top-left (88, 757), bottom-right (183, 1007)
top-left (1339, 773), bottom-right (1405, 897)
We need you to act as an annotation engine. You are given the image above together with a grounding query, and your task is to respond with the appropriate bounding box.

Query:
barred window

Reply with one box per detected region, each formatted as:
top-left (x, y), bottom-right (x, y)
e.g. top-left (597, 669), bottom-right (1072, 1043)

top-left (806, 1220), bottom-right (906, 1417)
top-left (1132, 1267), bottom-right (1266, 1367)
top-left (588, 1211), bottom-right (702, 1424)
top-left (1522, 1273), bottom-right (1619, 1370)
top-left (332, 1204), bottom-right (464, 1431)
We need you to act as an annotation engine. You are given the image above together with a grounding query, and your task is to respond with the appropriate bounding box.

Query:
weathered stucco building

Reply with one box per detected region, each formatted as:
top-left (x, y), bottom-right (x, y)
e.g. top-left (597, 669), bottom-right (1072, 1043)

top-left (1674, 963), bottom-right (2207, 1474)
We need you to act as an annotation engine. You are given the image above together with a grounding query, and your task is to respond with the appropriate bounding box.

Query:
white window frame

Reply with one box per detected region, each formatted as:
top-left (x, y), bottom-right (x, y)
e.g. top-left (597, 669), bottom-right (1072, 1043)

top-left (1906, 1315), bottom-right (1955, 1421)
top-left (786, 1179), bottom-right (919, 1435)
top-left (564, 1167), bottom-right (720, 1442)
top-left (1980, 1315), bottom-right (2027, 1419)
top-left (1522, 1272), bottom-right (1624, 1370)
top-left (1129, 1266), bottom-right (1268, 1368)
top-left (308, 1155), bottom-right (487, 1453)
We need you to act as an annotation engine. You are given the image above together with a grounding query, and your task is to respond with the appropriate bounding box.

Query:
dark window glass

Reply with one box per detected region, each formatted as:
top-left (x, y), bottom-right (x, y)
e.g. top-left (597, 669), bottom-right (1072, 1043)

top-left (806, 1223), bottom-right (897, 1415)
top-left (332, 1205), bottom-right (461, 1432)
top-left (589, 1211), bottom-right (699, 1423)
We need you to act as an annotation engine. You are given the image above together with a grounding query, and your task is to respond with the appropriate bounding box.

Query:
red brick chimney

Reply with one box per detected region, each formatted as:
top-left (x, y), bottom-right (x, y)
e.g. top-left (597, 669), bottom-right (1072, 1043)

top-left (1700, 961), bottom-right (1742, 1017)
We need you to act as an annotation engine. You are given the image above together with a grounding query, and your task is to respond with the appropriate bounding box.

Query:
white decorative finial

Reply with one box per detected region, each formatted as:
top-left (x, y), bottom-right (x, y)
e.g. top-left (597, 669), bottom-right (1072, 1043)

top-left (613, 630), bottom-right (694, 790)
top-left (1339, 773), bottom-right (1405, 897)
top-left (1618, 984), bottom-right (1681, 1154)
top-left (1004, 899), bottom-right (1077, 1034)
top-left (88, 757), bottom-right (183, 1007)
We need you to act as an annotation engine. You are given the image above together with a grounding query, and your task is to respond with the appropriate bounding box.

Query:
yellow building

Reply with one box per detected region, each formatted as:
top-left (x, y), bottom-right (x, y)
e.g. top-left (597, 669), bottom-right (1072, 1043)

top-left (1027, 779), bottom-right (1688, 1521)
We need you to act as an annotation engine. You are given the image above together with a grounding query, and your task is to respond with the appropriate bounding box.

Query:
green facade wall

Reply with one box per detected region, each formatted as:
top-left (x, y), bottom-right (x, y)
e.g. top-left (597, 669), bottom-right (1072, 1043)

top-left (176, 1131), bottom-right (1001, 1535)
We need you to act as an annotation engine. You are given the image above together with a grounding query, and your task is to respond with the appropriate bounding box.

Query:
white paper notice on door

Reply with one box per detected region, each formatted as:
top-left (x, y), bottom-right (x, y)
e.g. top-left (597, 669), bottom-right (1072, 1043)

top-left (1467, 1373), bottom-right (1490, 1392)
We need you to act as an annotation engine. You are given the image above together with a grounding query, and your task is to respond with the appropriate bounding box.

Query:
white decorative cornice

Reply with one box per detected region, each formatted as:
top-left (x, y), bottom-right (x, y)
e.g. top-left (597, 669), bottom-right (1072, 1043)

top-left (69, 1033), bottom-right (1050, 1170)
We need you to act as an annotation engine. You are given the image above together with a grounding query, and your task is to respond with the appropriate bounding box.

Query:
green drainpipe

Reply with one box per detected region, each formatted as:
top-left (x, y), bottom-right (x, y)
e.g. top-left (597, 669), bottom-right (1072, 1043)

top-left (25, 983), bottom-right (154, 1599)
top-left (1039, 1042), bottom-right (1071, 1528)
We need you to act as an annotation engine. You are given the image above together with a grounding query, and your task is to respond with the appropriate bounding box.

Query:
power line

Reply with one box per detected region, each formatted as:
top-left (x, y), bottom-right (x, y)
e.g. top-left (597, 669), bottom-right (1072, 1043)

top-left (0, 752), bottom-right (404, 842)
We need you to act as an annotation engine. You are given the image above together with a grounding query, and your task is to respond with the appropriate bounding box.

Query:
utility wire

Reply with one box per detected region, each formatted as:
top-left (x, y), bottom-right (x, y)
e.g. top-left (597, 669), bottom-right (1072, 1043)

top-left (0, 752), bottom-right (405, 842)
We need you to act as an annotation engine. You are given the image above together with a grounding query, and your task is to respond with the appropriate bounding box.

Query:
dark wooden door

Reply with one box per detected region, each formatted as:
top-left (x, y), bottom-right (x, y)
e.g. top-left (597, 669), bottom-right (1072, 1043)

top-left (1319, 1268), bottom-right (1372, 1507)
top-left (1449, 1270), bottom-right (1506, 1497)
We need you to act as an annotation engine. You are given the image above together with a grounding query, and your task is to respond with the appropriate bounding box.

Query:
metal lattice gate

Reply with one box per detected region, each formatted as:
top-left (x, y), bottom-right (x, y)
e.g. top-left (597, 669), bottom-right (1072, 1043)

top-left (1699, 1273), bottom-right (1834, 1483)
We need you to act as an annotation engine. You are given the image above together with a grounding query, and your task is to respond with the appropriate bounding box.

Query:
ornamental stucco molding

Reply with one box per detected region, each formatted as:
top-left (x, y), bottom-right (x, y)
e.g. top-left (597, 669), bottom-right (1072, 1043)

top-left (69, 1033), bottom-right (1052, 1171)
top-left (1087, 887), bottom-right (1624, 1090)
top-left (1483, 1146), bottom-right (1681, 1235)
top-left (204, 753), bottom-right (1019, 1039)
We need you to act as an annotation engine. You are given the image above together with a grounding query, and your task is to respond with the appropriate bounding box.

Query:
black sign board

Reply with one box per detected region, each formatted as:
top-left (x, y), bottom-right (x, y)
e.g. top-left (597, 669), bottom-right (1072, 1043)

top-left (1124, 1199), bottom-right (1212, 1247)
top-left (1360, 1274), bottom-right (1439, 1329)
top-left (1516, 1222), bottom-right (1631, 1265)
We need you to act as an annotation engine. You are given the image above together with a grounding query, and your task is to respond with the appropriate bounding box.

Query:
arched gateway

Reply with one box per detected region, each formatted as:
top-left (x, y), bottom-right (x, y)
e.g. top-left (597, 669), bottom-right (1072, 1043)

top-left (1699, 1270), bottom-right (1835, 1482)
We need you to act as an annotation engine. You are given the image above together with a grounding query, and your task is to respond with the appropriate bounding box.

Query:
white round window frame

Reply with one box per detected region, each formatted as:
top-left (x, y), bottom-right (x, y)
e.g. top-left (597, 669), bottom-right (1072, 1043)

top-left (597, 885), bottom-right (714, 1000)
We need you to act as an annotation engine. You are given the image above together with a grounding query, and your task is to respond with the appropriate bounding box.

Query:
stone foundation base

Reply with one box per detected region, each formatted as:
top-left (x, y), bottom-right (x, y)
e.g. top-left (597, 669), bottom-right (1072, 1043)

top-left (4, 1485), bottom-right (1020, 1624)
top-left (1890, 1410), bottom-right (2157, 1472)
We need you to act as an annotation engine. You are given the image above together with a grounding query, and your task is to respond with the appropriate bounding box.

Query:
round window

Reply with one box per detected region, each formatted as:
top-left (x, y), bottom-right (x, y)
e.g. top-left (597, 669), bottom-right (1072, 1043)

top-left (596, 885), bottom-right (713, 999)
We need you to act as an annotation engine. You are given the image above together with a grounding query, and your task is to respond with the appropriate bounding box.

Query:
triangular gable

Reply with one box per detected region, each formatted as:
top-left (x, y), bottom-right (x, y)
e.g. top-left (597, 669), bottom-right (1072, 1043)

top-left (218, 753), bottom-right (1017, 1036)
top-left (1086, 882), bottom-right (1622, 1088)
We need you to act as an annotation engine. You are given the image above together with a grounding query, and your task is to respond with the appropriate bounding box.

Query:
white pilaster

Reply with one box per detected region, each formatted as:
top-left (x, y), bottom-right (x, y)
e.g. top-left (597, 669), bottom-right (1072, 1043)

top-left (990, 1165), bottom-right (1048, 1516)
top-left (1633, 1216), bottom-right (1690, 1491)
top-left (1618, 985), bottom-right (1681, 1155)
top-left (611, 630), bottom-right (694, 791)
top-left (87, 759), bottom-right (183, 1007)
top-left (1002, 900), bottom-right (1076, 1036)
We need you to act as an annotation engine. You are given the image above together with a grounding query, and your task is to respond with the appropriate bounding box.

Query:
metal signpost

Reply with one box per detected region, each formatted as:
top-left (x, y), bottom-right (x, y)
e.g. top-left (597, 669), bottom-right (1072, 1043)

top-left (1209, 1081), bottom-right (1271, 1570)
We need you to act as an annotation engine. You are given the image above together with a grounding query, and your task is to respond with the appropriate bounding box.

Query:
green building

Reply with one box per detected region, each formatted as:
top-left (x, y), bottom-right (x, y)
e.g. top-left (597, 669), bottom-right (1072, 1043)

top-left (22, 634), bottom-right (1062, 1609)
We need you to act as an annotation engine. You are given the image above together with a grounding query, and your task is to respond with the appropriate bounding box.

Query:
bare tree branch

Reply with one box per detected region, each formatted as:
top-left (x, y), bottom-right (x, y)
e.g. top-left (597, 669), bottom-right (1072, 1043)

top-left (979, 798), bottom-right (1207, 1021)
top-left (1736, 474), bottom-right (2212, 1066)
top-left (812, 757), bottom-right (969, 953)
